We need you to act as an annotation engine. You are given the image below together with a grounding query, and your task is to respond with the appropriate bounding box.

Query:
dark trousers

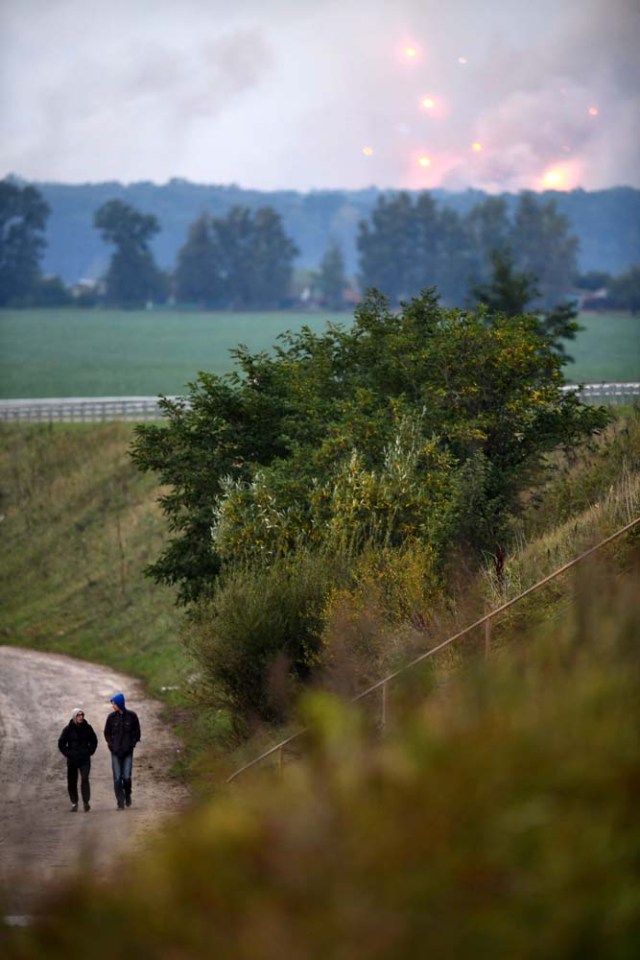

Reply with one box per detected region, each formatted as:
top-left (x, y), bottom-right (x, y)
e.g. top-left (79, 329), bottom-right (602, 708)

top-left (67, 759), bottom-right (91, 804)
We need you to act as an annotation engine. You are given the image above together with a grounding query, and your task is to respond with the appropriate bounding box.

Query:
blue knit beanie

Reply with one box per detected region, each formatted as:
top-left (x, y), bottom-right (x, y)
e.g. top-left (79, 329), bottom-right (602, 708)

top-left (111, 692), bottom-right (126, 711)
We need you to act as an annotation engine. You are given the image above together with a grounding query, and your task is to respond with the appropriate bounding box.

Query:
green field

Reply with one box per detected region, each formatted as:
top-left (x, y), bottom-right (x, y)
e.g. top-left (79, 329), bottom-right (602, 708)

top-left (0, 308), bottom-right (638, 399)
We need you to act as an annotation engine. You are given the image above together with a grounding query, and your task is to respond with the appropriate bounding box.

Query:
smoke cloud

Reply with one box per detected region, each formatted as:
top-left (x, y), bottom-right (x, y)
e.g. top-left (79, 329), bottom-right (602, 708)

top-left (1, 0), bottom-right (638, 191)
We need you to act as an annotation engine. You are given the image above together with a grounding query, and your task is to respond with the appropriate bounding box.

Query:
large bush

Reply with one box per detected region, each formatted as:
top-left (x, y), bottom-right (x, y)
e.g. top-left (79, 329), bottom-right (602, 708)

top-left (132, 288), bottom-right (608, 605)
top-left (131, 288), bottom-right (608, 725)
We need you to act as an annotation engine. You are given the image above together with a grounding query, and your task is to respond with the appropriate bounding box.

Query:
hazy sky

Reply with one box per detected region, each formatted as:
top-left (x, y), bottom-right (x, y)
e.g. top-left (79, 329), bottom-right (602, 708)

top-left (1, 0), bottom-right (638, 192)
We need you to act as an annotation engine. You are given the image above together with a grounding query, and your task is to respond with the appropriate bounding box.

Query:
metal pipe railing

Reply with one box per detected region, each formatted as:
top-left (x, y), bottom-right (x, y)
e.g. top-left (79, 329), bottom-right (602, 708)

top-left (1, 382), bottom-right (638, 423)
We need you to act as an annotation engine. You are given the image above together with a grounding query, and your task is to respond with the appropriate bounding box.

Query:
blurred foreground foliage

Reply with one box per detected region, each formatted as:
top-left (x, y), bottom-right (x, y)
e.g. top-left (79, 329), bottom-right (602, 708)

top-left (6, 550), bottom-right (640, 959)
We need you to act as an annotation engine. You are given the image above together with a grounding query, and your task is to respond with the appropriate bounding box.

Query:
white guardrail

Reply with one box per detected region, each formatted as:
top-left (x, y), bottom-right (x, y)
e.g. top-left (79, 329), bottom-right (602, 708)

top-left (0, 383), bottom-right (639, 424)
top-left (0, 396), bottom-right (172, 423)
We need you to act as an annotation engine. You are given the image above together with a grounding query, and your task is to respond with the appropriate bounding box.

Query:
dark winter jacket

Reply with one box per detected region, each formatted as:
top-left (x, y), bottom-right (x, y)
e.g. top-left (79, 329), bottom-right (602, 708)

top-left (58, 720), bottom-right (98, 764)
top-left (104, 708), bottom-right (141, 758)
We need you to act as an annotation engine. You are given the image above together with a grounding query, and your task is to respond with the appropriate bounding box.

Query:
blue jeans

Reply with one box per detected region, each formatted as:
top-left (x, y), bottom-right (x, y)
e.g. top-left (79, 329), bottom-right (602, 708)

top-left (111, 751), bottom-right (134, 806)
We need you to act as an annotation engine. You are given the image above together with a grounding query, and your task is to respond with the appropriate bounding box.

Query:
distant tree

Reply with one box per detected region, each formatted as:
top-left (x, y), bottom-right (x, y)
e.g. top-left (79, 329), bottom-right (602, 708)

top-left (213, 205), bottom-right (298, 309)
top-left (465, 196), bottom-right (511, 288)
top-left (211, 206), bottom-right (254, 308)
top-left (0, 180), bottom-right (50, 306)
top-left (574, 270), bottom-right (612, 291)
top-left (357, 191), bottom-right (580, 312)
top-left (318, 239), bottom-right (347, 310)
top-left (357, 192), bottom-right (421, 302)
top-left (247, 207), bottom-right (299, 308)
top-left (94, 199), bottom-right (166, 306)
top-left (412, 192), bottom-right (442, 288)
top-left (436, 207), bottom-right (472, 304)
top-left (473, 249), bottom-right (539, 316)
top-left (33, 275), bottom-right (72, 306)
top-left (609, 266), bottom-right (640, 315)
top-left (510, 193), bottom-right (579, 308)
top-left (473, 249), bottom-right (580, 360)
top-left (357, 192), bottom-right (485, 306)
top-left (174, 213), bottom-right (222, 306)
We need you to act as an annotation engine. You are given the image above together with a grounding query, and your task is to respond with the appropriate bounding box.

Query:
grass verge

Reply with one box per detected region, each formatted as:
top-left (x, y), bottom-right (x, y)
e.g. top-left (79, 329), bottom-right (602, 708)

top-left (0, 422), bottom-right (187, 696)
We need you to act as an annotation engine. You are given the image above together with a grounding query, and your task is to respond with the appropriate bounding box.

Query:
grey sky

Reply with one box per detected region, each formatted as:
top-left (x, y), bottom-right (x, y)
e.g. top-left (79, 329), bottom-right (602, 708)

top-left (1, 0), bottom-right (638, 191)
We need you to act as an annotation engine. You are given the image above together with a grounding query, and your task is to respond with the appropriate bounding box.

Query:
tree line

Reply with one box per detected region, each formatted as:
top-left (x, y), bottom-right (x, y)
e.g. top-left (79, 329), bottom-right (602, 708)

top-left (1, 177), bottom-right (639, 312)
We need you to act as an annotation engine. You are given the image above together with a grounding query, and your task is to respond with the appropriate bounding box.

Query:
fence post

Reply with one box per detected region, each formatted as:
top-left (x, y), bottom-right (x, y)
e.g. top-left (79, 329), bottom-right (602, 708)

top-left (484, 617), bottom-right (492, 658)
top-left (279, 744), bottom-right (285, 778)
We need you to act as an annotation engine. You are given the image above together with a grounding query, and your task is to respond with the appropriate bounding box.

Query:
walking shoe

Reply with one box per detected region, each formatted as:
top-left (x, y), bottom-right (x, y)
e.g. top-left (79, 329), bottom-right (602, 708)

top-left (117, 802), bottom-right (125, 810)
top-left (125, 797), bottom-right (131, 807)
top-left (84, 802), bottom-right (91, 812)
top-left (70, 803), bottom-right (78, 812)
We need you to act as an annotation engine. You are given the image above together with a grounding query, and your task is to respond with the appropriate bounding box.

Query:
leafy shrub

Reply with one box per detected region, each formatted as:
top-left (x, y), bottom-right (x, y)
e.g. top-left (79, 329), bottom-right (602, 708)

top-left (184, 549), bottom-right (348, 732)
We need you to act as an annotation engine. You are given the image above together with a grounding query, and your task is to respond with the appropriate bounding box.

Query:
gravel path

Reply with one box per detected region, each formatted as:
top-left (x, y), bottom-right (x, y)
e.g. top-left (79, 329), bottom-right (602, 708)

top-left (0, 646), bottom-right (189, 917)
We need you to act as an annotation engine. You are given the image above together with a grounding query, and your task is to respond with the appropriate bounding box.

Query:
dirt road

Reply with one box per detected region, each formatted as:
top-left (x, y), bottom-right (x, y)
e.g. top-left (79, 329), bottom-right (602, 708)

top-left (0, 646), bottom-right (189, 917)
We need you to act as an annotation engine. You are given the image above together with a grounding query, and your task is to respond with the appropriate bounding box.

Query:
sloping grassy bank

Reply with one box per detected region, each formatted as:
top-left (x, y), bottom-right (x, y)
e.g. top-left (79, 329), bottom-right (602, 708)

top-left (0, 423), bottom-right (187, 695)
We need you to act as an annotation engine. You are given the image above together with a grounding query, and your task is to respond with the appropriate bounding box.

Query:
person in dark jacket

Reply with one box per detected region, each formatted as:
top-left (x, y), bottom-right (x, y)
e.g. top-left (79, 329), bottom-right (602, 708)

top-left (104, 692), bottom-right (141, 810)
top-left (58, 707), bottom-right (98, 812)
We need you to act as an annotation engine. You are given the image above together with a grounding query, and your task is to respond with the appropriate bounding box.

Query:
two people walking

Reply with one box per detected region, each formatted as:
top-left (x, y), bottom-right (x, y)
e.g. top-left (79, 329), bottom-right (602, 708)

top-left (58, 692), bottom-right (141, 812)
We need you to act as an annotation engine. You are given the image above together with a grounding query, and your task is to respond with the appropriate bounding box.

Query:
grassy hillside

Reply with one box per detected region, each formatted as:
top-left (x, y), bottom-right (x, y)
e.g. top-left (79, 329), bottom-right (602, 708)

top-left (1, 308), bottom-right (638, 399)
top-left (2, 413), bottom-right (640, 955)
top-left (0, 422), bottom-right (186, 695)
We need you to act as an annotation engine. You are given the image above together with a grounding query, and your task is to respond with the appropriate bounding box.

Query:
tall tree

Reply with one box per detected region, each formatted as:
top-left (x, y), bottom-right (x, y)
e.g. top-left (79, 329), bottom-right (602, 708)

top-left (214, 206), bottom-right (255, 308)
top-left (465, 196), bottom-right (511, 290)
top-left (174, 213), bottom-right (222, 306)
top-left (0, 180), bottom-right (50, 306)
top-left (510, 193), bottom-right (579, 308)
top-left (435, 207), bottom-right (471, 305)
top-left (247, 207), bottom-right (299, 308)
top-left (212, 205), bottom-right (297, 309)
top-left (473, 249), bottom-right (539, 316)
top-left (94, 199), bottom-right (165, 306)
top-left (473, 249), bottom-right (580, 360)
top-left (413, 192), bottom-right (443, 295)
top-left (317, 239), bottom-right (347, 310)
top-left (609, 266), bottom-right (640, 315)
top-left (357, 192), bottom-right (421, 302)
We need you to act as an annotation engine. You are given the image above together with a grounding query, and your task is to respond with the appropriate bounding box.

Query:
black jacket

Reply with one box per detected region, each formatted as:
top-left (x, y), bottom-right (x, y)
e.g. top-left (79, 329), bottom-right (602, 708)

top-left (104, 708), bottom-right (141, 757)
top-left (58, 720), bottom-right (98, 764)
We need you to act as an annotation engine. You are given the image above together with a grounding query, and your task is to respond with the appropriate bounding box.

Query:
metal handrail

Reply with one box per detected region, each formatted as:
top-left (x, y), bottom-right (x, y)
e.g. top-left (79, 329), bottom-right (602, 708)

top-left (226, 514), bottom-right (640, 783)
top-left (1, 382), bottom-right (638, 423)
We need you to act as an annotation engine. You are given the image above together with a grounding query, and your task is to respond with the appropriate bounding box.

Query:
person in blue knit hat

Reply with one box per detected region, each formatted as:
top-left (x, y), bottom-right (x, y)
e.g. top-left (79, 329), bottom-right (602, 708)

top-left (104, 692), bottom-right (141, 810)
